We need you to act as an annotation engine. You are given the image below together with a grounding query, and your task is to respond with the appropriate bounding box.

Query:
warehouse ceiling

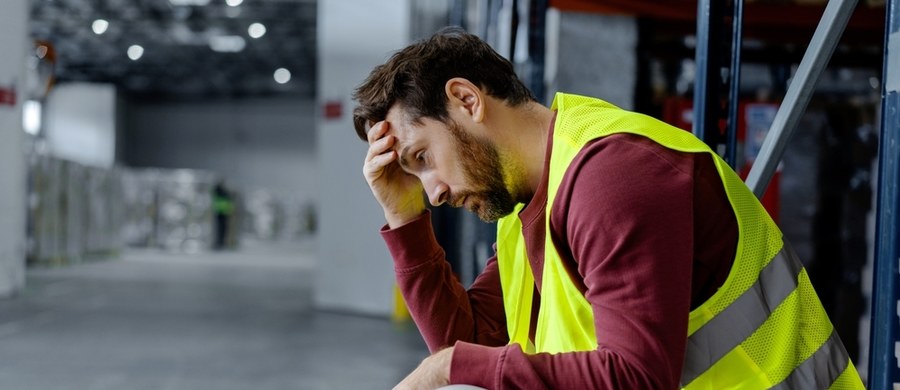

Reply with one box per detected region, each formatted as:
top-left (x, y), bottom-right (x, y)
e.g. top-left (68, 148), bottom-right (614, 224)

top-left (29, 0), bottom-right (317, 99)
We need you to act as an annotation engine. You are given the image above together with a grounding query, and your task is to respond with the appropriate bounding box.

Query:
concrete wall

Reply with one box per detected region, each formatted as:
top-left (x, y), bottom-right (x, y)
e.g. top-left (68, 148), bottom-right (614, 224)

top-left (123, 98), bottom-right (317, 203)
top-left (0, 0), bottom-right (28, 297)
top-left (315, 0), bottom-right (410, 316)
top-left (44, 83), bottom-right (117, 168)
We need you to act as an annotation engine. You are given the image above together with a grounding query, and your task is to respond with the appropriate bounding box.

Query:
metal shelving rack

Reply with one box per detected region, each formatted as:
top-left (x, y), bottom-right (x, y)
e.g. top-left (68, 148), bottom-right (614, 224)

top-left (870, 0), bottom-right (900, 386)
top-left (694, 0), bottom-right (900, 385)
top-left (693, 0), bottom-right (743, 168)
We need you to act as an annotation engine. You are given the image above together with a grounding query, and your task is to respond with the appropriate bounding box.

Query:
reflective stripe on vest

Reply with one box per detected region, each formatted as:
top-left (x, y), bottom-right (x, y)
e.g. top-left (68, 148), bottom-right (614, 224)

top-left (682, 241), bottom-right (851, 388)
top-left (495, 93), bottom-right (864, 389)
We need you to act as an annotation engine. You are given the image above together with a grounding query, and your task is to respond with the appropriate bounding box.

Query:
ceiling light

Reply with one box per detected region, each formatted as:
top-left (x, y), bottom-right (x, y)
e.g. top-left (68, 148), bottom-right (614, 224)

top-left (248, 23), bottom-right (266, 39)
top-left (226, 0), bottom-right (243, 6)
top-left (92, 19), bottom-right (109, 35)
top-left (168, 0), bottom-right (211, 5)
top-left (273, 68), bottom-right (291, 84)
top-left (127, 45), bottom-right (144, 60)
top-left (209, 36), bottom-right (246, 52)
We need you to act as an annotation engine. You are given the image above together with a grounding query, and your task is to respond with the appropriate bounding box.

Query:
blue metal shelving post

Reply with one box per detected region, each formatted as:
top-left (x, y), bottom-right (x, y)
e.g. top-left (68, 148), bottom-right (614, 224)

top-left (868, 0), bottom-right (900, 386)
top-left (526, 0), bottom-right (547, 103)
top-left (693, 0), bottom-right (742, 168)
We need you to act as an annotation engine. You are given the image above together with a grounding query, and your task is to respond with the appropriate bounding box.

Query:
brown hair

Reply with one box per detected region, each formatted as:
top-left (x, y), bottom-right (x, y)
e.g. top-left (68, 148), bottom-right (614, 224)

top-left (352, 26), bottom-right (535, 140)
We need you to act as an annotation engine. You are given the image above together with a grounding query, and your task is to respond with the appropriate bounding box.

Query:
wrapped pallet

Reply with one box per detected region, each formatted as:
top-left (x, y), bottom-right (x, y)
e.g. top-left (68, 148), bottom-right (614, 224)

top-left (63, 160), bottom-right (85, 264)
top-left (27, 153), bottom-right (126, 266)
top-left (243, 189), bottom-right (284, 241)
top-left (154, 169), bottom-right (217, 253)
top-left (121, 168), bottom-right (159, 247)
top-left (33, 156), bottom-right (66, 266)
top-left (82, 166), bottom-right (119, 256)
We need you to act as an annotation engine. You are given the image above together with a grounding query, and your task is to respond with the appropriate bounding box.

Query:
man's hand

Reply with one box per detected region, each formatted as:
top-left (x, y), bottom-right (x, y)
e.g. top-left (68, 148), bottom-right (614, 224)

top-left (394, 346), bottom-right (454, 390)
top-left (363, 120), bottom-right (426, 228)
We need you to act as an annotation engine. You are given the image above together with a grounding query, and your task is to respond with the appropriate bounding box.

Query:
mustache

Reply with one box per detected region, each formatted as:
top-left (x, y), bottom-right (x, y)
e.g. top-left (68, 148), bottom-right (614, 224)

top-left (448, 193), bottom-right (470, 208)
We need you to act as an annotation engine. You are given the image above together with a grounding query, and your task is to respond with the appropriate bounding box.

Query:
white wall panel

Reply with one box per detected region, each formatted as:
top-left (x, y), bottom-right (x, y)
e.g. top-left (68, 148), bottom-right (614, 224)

top-left (44, 83), bottom-right (117, 168)
top-left (0, 0), bottom-right (28, 297)
top-left (316, 0), bottom-right (411, 316)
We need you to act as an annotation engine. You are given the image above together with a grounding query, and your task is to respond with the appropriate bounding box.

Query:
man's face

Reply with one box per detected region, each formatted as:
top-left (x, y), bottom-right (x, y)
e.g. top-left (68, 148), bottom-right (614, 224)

top-left (445, 120), bottom-right (518, 222)
top-left (386, 107), bottom-right (517, 222)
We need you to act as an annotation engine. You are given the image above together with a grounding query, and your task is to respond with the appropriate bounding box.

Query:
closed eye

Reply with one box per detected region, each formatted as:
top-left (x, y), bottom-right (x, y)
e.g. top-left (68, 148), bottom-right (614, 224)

top-left (398, 147), bottom-right (426, 172)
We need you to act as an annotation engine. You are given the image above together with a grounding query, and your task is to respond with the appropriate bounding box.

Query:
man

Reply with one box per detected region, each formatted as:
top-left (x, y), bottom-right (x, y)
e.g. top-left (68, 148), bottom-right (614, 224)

top-left (353, 27), bottom-right (863, 389)
top-left (212, 181), bottom-right (234, 250)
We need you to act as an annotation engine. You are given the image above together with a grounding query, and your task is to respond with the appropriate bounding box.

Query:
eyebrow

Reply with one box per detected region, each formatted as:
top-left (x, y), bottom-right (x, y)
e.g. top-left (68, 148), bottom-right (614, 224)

top-left (397, 145), bottom-right (412, 169)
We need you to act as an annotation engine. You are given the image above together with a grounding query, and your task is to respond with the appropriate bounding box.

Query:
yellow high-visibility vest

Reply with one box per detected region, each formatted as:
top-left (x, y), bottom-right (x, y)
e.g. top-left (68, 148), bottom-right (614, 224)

top-left (495, 93), bottom-right (864, 389)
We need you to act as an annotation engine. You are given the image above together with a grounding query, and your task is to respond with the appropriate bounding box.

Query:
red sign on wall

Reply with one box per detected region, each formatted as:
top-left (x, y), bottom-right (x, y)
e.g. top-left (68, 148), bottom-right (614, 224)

top-left (0, 86), bottom-right (16, 106)
top-left (323, 100), bottom-right (342, 120)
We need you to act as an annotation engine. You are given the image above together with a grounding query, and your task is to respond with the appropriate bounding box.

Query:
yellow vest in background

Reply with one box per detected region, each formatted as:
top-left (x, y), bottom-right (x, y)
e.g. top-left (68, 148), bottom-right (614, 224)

top-left (495, 93), bottom-right (864, 389)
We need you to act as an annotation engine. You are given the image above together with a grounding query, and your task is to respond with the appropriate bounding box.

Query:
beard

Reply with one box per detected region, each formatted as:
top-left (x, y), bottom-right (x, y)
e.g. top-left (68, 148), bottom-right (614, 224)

top-left (446, 120), bottom-right (518, 222)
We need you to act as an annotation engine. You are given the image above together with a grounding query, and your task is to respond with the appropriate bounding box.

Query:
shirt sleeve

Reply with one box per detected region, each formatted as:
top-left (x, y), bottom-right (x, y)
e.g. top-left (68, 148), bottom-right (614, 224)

top-left (381, 210), bottom-right (509, 353)
top-left (449, 135), bottom-right (696, 389)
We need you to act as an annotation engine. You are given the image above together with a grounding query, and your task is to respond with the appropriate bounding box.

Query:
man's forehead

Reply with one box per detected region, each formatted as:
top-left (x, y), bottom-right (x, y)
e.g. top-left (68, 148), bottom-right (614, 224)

top-left (386, 103), bottom-right (414, 126)
top-left (363, 104), bottom-right (406, 133)
top-left (384, 105), bottom-right (419, 139)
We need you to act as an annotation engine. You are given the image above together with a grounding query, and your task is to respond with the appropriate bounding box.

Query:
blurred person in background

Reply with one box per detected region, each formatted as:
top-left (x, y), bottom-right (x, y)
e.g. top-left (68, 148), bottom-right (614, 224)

top-left (352, 27), bottom-right (863, 389)
top-left (213, 180), bottom-right (234, 250)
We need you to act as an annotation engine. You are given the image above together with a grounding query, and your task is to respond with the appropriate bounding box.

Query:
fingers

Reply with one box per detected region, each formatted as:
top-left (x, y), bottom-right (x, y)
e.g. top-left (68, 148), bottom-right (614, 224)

top-left (365, 136), bottom-right (397, 173)
top-left (365, 120), bottom-right (395, 164)
top-left (365, 132), bottom-right (395, 160)
top-left (364, 149), bottom-right (397, 178)
top-left (364, 134), bottom-right (397, 179)
top-left (366, 120), bottom-right (389, 144)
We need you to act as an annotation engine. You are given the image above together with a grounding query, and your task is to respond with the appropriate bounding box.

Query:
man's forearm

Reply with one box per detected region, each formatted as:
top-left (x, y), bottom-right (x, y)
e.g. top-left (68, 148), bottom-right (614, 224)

top-left (382, 210), bottom-right (507, 351)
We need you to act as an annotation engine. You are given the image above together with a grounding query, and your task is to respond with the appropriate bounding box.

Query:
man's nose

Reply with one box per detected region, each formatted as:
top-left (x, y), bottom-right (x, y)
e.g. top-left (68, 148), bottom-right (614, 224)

top-left (421, 173), bottom-right (448, 206)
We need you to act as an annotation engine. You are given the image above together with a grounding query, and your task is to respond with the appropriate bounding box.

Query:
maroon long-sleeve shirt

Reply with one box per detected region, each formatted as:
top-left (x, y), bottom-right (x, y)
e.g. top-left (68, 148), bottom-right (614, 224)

top-left (382, 128), bottom-right (738, 389)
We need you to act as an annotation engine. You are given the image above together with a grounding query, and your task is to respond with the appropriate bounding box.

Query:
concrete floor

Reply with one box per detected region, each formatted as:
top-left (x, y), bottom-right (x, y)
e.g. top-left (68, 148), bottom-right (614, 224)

top-left (0, 242), bottom-right (428, 390)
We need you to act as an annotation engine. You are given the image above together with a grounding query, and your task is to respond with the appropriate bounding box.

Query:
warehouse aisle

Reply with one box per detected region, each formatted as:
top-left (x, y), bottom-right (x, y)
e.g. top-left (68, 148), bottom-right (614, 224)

top-left (0, 242), bottom-right (428, 390)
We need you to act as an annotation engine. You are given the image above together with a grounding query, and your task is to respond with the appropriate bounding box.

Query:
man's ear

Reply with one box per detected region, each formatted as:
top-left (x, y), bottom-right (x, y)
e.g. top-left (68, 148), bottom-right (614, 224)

top-left (445, 78), bottom-right (484, 123)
